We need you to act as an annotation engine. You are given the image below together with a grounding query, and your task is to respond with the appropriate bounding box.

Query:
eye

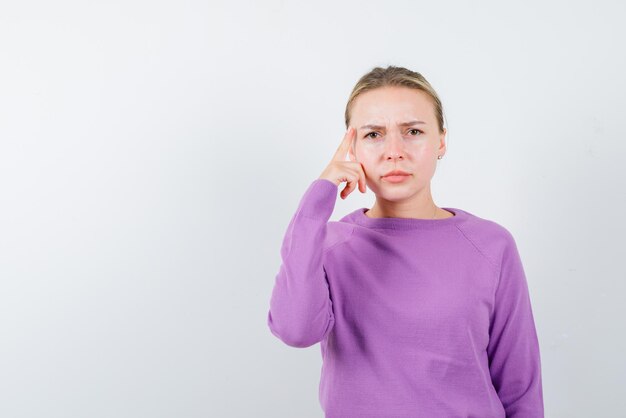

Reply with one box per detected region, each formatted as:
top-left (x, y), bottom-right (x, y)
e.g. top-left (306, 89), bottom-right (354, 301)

top-left (365, 132), bottom-right (380, 139)
top-left (408, 129), bottom-right (423, 136)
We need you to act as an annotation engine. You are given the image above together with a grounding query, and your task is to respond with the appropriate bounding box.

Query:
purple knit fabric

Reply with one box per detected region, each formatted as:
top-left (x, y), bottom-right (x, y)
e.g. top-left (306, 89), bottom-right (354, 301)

top-left (268, 179), bottom-right (544, 418)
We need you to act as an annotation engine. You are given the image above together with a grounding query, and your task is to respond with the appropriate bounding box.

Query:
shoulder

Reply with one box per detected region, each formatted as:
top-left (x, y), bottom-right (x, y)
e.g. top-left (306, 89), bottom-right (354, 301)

top-left (453, 208), bottom-right (518, 269)
top-left (323, 220), bottom-right (355, 253)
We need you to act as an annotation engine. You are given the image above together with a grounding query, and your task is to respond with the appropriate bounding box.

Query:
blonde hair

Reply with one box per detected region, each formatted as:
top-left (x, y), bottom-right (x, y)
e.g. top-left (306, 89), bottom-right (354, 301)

top-left (345, 66), bottom-right (446, 134)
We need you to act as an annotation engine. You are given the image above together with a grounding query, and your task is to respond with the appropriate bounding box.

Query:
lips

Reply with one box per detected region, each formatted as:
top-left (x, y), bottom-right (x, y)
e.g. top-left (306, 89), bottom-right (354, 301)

top-left (382, 170), bottom-right (411, 177)
top-left (381, 170), bottom-right (412, 184)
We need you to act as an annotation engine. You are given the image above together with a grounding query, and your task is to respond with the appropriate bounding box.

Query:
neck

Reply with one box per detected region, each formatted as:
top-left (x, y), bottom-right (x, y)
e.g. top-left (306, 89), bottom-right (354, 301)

top-left (366, 196), bottom-right (440, 220)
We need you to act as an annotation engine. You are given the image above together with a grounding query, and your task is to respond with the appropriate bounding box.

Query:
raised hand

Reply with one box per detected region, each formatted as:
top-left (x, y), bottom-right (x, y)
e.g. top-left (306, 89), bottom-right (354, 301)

top-left (318, 127), bottom-right (367, 200)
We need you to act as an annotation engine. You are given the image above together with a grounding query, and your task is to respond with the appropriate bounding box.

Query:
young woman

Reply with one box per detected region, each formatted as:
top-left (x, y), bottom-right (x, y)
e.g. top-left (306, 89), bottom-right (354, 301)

top-left (267, 66), bottom-right (544, 418)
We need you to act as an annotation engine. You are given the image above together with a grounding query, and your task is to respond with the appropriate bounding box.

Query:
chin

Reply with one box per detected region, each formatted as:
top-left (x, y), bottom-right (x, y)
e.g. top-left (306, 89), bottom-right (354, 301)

top-left (375, 186), bottom-right (416, 201)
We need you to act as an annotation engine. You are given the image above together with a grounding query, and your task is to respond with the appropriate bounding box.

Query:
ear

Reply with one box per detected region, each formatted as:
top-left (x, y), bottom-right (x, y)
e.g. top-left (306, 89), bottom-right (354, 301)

top-left (438, 128), bottom-right (447, 155)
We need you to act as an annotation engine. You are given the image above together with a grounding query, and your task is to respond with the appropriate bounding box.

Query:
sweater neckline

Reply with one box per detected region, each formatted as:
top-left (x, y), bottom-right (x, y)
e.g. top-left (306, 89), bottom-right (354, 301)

top-left (349, 207), bottom-right (465, 230)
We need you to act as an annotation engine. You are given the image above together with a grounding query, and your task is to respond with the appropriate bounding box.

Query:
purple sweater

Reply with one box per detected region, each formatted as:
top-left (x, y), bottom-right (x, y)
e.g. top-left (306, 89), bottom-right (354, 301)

top-left (267, 179), bottom-right (544, 418)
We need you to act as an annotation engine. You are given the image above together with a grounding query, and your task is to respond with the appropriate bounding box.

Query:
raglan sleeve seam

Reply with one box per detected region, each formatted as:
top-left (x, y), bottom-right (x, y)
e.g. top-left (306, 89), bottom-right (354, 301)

top-left (454, 223), bottom-right (501, 319)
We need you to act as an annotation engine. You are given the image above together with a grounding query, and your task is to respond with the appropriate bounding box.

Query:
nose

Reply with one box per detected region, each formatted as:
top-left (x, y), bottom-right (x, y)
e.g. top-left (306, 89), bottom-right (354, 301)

top-left (383, 131), bottom-right (406, 160)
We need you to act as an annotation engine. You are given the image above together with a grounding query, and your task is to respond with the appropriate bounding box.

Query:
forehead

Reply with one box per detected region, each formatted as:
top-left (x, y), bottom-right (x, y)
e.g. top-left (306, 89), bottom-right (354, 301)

top-left (351, 86), bottom-right (436, 124)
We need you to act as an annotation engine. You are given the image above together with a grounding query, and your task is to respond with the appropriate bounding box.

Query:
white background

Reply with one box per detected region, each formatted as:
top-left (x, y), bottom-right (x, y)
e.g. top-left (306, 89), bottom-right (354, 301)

top-left (1, 0), bottom-right (624, 417)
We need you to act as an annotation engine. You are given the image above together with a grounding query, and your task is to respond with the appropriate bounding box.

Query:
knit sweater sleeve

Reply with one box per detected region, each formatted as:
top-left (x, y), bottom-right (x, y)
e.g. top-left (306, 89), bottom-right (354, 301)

top-left (487, 231), bottom-right (544, 417)
top-left (267, 179), bottom-right (338, 348)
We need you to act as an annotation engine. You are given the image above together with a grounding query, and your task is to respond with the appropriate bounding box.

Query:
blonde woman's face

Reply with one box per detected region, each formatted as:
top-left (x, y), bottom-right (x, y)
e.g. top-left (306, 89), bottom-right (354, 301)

top-left (347, 86), bottom-right (447, 201)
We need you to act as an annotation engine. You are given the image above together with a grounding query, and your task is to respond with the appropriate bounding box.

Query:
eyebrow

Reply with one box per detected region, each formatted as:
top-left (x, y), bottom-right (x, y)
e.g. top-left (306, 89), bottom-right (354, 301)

top-left (359, 120), bottom-right (427, 130)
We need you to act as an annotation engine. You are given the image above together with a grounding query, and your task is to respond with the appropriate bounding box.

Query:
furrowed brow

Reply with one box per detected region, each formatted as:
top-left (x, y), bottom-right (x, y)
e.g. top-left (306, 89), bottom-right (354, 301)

top-left (359, 120), bottom-right (426, 130)
top-left (399, 120), bottom-right (426, 127)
